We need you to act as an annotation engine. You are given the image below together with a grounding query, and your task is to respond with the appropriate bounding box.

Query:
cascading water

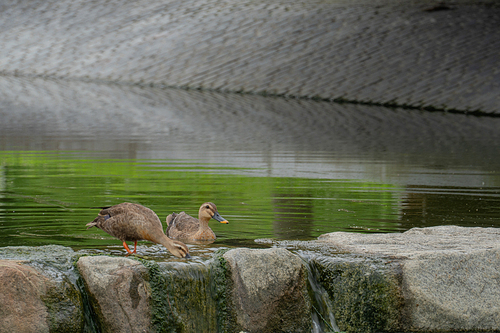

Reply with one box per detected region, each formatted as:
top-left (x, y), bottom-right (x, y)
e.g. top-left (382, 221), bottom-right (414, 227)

top-left (301, 253), bottom-right (341, 333)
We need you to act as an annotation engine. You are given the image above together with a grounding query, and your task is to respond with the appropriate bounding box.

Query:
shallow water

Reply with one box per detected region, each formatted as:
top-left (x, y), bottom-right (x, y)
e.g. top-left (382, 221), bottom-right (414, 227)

top-left (1, 76), bottom-right (500, 259)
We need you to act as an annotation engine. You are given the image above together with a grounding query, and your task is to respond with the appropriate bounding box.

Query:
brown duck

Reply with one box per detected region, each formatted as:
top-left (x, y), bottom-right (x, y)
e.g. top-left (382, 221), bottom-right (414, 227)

top-left (86, 202), bottom-right (190, 258)
top-left (166, 202), bottom-right (228, 241)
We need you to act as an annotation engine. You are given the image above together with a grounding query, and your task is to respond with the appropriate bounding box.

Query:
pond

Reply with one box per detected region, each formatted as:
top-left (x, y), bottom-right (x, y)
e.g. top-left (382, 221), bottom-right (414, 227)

top-left (1, 75), bottom-right (500, 259)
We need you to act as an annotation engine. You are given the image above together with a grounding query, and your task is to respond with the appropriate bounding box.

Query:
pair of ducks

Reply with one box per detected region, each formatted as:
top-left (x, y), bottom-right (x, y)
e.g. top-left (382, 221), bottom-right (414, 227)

top-left (86, 202), bottom-right (228, 258)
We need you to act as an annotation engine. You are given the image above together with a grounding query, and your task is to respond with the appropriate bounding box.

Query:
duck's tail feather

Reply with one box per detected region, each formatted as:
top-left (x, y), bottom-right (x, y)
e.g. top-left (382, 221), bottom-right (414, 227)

top-left (165, 213), bottom-right (179, 237)
top-left (86, 214), bottom-right (110, 229)
top-left (166, 213), bottom-right (178, 227)
top-left (86, 221), bottom-right (98, 229)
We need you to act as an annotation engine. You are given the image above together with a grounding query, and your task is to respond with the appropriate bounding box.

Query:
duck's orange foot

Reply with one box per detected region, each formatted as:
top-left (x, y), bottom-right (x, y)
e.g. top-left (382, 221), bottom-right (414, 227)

top-left (122, 241), bottom-right (134, 255)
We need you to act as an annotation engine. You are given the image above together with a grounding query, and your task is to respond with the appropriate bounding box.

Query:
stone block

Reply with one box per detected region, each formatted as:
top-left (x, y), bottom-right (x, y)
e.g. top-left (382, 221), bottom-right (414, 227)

top-left (76, 256), bottom-right (151, 333)
top-left (223, 247), bottom-right (312, 333)
top-left (318, 226), bottom-right (500, 332)
top-left (0, 257), bottom-right (83, 333)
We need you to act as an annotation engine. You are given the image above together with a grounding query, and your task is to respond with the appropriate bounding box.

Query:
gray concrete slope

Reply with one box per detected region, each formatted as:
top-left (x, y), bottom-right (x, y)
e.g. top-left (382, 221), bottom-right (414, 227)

top-left (0, 0), bottom-right (499, 113)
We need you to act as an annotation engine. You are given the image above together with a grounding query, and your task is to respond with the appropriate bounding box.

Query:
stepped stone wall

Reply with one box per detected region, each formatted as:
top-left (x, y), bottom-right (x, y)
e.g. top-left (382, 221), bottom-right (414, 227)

top-left (0, 0), bottom-right (499, 113)
top-left (2, 227), bottom-right (500, 333)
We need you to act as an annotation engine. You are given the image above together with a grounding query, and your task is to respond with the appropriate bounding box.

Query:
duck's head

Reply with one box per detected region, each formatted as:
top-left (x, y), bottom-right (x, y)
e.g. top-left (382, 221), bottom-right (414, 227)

top-left (199, 202), bottom-right (229, 224)
top-left (169, 240), bottom-right (191, 259)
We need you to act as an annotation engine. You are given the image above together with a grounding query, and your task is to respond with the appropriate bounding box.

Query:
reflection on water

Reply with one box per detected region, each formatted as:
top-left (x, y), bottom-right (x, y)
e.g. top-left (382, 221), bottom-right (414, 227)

top-left (273, 191), bottom-right (315, 239)
top-left (1, 76), bottom-right (500, 256)
top-left (400, 185), bottom-right (500, 229)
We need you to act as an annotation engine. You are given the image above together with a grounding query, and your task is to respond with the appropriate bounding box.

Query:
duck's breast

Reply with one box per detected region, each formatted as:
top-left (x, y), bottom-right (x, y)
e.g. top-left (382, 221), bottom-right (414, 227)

top-left (192, 228), bottom-right (216, 241)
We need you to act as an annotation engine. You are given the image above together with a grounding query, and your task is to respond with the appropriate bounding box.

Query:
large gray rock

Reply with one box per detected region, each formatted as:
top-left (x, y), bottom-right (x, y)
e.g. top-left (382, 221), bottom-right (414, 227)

top-left (318, 226), bottom-right (500, 332)
top-left (0, 259), bottom-right (53, 333)
top-left (0, 245), bottom-right (84, 333)
top-left (77, 256), bottom-right (151, 333)
top-left (223, 248), bottom-right (311, 333)
top-left (0, 254), bottom-right (84, 333)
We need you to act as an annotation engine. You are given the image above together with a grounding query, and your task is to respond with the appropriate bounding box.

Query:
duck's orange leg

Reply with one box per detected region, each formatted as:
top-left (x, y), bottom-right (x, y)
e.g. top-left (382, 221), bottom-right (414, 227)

top-left (133, 240), bottom-right (137, 254)
top-left (122, 241), bottom-right (134, 254)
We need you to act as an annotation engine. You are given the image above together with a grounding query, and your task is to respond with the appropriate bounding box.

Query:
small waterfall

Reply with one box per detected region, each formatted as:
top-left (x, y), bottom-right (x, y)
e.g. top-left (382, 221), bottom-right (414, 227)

top-left (76, 276), bottom-right (101, 333)
top-left (301, 253), bottom-right (341, 333)
top-left (310, 281), bottom-right (340, 333)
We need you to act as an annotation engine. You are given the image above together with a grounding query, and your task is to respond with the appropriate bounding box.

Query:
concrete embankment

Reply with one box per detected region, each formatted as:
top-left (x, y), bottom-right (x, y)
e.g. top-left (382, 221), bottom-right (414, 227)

top-left (1, 226), bottom-right (500, 332)
top-left (0, 0), bottom-right (499, 114)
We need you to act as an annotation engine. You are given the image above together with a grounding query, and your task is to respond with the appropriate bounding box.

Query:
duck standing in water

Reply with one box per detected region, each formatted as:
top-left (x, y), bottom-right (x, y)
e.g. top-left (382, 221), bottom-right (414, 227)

top-left (166, 202), bottom-right (228, 241)
top-left (86, 202), bottom-right (190, 258)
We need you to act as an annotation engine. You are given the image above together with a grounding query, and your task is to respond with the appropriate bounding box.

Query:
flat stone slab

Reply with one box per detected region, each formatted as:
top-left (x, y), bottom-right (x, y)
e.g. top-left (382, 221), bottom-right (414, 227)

top-left (318, 225), bottom-right (500, 258)
top-left (318, 226), bottom-right (500, 331)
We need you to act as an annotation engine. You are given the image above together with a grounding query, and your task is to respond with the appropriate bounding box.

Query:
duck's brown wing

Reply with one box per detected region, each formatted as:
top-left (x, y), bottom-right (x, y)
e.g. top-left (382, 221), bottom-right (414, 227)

top-left (87, 203), bottom-right (163, 241)
top-left (102, 203), bottom-right (160, 223)
top-left (166, 212), bottom-right (200, 239)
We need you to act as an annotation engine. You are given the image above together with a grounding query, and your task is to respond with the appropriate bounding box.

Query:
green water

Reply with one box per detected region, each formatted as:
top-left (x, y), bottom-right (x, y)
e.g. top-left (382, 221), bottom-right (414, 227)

top-left (1, 76), bottom-right (500, 259)
top-left (1, 150), bottom-right (500, 259)
top-left (0, 151), bottom-right (401, 250)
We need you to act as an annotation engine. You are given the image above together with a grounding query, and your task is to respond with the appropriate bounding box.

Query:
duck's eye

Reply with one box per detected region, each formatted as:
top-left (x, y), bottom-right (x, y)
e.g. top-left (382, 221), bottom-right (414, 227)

top-left (205, 205), bottom-right (210, 209)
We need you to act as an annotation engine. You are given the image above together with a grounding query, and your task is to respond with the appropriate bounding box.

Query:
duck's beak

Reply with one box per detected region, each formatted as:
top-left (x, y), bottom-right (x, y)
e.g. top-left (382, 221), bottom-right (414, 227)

top-left (213, 211), bottom-right (229, 224)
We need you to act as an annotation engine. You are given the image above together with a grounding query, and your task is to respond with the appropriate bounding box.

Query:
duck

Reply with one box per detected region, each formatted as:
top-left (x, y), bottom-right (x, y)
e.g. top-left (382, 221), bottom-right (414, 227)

top-left (86, 202), bottom-right (190, 258)
top-left (166, 202), bottom-right (228, 241)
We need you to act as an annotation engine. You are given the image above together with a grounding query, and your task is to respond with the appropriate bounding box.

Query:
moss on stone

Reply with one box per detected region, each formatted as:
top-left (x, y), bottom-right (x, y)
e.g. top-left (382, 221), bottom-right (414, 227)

top-left (209, 249), bottom-right (235, 332)
top-left (75, 276), bottom-right (101, 333)
top-left (0, 245), bottom-right (85, 333)
top-left (162, 263), bottom-right (216, 332)
top-left (269, 262), bottom-right (312, 333)
top-left (140, 258), bottom-right (220, 333)
top-left (139, 259), bottom-right (183, 332)
top-left (41, 277), bottom-right (85, 333)
top-left (311, 256), bottom-right (402, 333)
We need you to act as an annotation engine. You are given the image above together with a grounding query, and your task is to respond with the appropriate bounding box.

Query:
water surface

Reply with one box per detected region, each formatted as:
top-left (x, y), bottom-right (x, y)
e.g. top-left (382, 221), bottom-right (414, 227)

top-left (1, 76), bottom-right (500, 259)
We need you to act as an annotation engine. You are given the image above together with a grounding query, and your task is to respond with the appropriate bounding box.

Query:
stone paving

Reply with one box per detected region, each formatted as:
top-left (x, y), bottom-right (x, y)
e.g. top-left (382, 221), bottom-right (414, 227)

top-left (0, 0), bottom-right (499, 113)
